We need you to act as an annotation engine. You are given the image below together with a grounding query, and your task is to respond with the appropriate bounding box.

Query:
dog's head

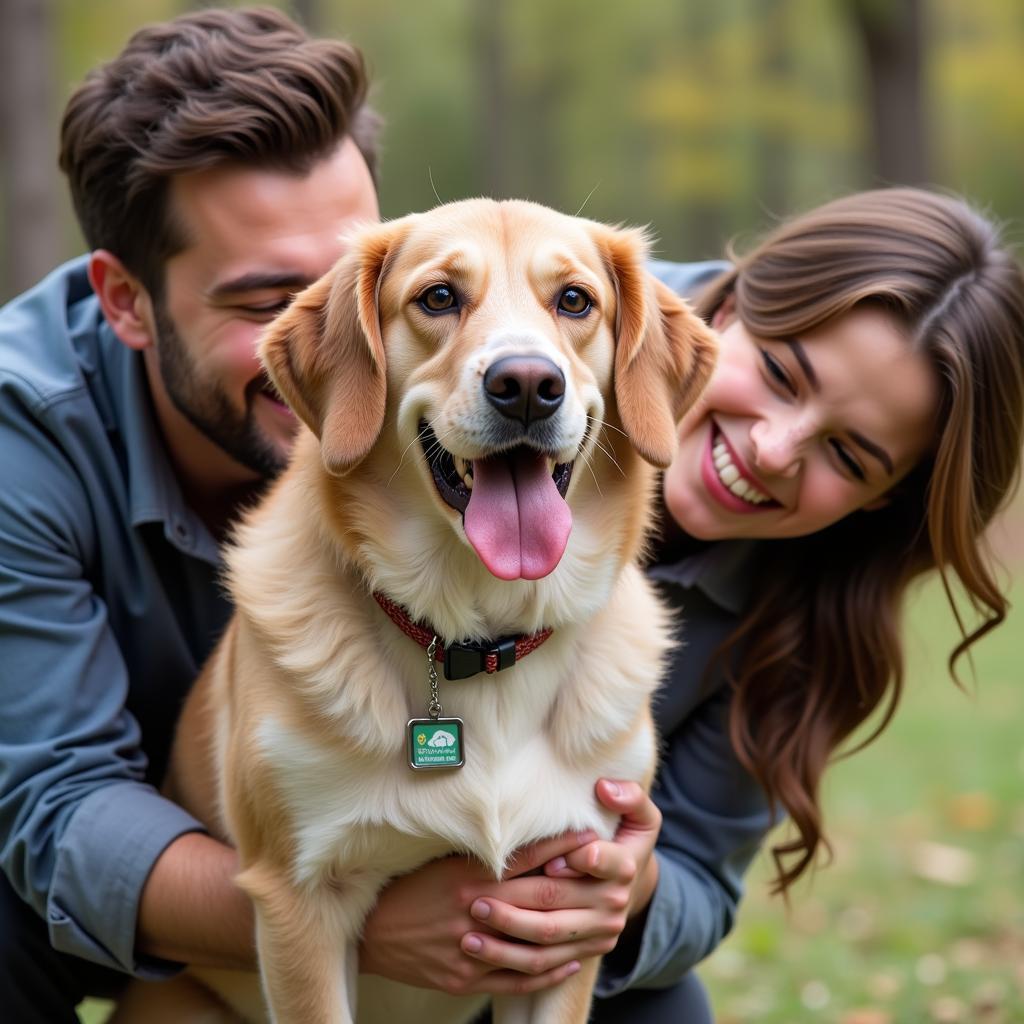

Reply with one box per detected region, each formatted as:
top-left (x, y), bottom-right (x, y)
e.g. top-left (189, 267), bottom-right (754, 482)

top-left (261, 200), bottom-right (716, 583)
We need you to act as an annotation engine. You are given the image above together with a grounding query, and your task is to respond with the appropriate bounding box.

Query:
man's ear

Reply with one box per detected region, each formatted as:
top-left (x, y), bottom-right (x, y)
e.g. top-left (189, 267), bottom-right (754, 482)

top-left (87, 250), bottom-right (156, 350)
top-left (259, 219), bottom-right (408, 476)
top-left (597, 227), bottom-right (719, 468)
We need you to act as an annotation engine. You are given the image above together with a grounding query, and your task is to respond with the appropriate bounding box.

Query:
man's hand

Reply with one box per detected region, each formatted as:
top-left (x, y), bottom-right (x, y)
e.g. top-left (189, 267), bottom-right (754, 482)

top-left (358, 779), bottom-right (662, 996)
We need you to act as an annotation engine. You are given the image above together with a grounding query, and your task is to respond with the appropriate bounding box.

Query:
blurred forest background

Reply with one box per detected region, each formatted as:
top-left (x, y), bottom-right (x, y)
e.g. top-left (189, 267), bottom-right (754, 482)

top-left (2, 1), bottom-right (1022, 1022)
top-left (3, 0), bottom-right (1024, 294)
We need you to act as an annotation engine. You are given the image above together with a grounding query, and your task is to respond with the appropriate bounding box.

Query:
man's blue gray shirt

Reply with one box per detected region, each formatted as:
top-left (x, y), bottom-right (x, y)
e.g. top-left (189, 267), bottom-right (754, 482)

top-left (0, 258), bottom-right (228, 975)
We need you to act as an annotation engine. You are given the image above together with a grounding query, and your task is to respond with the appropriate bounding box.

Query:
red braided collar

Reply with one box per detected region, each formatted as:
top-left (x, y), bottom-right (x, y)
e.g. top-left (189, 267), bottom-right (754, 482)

top-left (372, 591), bottom-right (553, 680)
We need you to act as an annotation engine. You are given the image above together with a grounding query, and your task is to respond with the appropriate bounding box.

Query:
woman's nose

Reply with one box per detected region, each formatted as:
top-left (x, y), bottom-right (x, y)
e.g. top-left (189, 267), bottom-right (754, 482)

top-left (749, 417), bottom-right (806, 478)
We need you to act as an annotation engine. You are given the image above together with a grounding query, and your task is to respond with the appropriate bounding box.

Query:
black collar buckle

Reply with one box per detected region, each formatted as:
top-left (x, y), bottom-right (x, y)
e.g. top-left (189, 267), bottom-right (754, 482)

top-left (443, 636), bottom-right (517, 680)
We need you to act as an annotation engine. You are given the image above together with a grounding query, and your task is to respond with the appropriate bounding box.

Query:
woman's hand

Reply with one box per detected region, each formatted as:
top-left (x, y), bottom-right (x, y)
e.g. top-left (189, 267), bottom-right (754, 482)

top-left (460, 780), bottom-right (662, 975)
top-left (359, 831), bottom-right (595, 995)
top-left (358, 780), bottom-right (662, 996)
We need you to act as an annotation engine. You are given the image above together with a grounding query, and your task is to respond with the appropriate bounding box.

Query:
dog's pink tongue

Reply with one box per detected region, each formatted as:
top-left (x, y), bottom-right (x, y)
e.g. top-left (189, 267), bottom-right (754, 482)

top-left (464, 450), bottom-right (572, 580)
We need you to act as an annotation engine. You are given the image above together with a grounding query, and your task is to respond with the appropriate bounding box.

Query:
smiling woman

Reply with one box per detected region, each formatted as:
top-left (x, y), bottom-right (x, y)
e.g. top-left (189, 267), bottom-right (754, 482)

top-left (655, 187), bottom-right (1024, 895)
top-left (665, 302), bottom-right (939, 538)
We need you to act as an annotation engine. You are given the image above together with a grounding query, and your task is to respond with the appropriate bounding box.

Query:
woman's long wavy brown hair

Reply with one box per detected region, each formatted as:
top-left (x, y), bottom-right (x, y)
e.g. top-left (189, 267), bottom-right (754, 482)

top-left (696, 188), bottom-right (1024, 893)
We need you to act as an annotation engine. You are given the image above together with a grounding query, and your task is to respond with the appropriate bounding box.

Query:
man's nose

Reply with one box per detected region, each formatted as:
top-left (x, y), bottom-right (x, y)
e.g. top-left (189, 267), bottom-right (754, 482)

top-left (749, 416), bottom-right (807, 478)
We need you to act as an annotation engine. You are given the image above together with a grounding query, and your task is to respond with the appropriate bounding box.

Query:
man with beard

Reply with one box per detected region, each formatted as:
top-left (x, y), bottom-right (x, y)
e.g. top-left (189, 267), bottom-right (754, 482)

top-left (0, 7), bottom-right (382, 1018)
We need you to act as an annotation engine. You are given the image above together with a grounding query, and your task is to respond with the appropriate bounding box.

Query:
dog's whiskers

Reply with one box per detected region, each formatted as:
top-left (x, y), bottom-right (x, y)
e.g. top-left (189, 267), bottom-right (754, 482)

top-left (585, 416), bottom-right (626, 477)
top-left (587, 414), bottom-right (629, 441)
top-left (387, 426), bottom-right (434, 488)
top-left (428, 167), bottom-right (444, 207)
top-left (387, 423), bottom-right (463, 489)
top-left (574, 181), bottom-right (602, 219)
top-left (576, 445), bottom-right (605, 498)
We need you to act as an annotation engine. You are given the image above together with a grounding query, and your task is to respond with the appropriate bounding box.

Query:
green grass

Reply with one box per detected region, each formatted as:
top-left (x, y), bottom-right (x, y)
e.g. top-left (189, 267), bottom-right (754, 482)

top-left (701, 571), bottom-right (1024, 1024)
top-left (80, 543), bottom-right (1024, 1024)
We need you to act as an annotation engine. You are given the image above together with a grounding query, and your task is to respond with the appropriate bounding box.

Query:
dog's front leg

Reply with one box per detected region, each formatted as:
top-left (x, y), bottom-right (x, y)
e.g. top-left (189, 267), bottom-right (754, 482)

top-left (238, 862), bottom-right (365, 1024)
top-left (492, 955), bottom-right (600, 1024)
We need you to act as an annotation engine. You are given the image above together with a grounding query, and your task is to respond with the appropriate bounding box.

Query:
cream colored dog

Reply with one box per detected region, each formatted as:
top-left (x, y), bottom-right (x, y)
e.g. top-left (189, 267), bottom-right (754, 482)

top-left (167, 199), bottom-right (717, 1023)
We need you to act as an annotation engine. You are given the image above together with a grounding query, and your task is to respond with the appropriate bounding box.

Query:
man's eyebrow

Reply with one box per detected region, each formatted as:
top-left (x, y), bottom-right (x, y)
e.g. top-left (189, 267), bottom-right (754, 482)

top-left (849, 430), bottom-right (894, 476)
top-left (207, 272), bottom-right (312, 299)
top-left (785, 338), bottom-right (820, 392)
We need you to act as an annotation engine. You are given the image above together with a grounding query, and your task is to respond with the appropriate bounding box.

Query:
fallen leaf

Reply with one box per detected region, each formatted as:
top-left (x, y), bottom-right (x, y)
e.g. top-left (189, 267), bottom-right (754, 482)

top-left (866, 971), bottom-right (904, 1000)
top-left (929, 995), bottom-right (967, 1022)
top-left (949, 937), bottom-right (986, 969)
top-left (910, 841), bottom-right (977, 886)
top-left (916, 953), bottom-right (948, 986)
top-left (972, 978), bottom-right (1008, 1013)
top-left (841, 1009), bottom-right (892, 1024)
top-left (947, 791), bottom-right (997, 831)
top-left (801, 980), bottom-right (830, 1011)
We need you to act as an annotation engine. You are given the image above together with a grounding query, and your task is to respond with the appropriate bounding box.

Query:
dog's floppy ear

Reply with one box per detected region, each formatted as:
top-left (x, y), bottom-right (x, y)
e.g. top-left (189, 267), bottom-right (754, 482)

top-left (259, 220), bottom-right (407, 475)
top-left (598, 227), bottom-right (718, 468)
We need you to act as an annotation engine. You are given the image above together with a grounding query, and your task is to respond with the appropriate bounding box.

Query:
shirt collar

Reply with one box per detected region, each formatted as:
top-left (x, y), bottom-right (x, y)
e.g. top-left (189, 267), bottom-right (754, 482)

top-left (647, 538), bottom-right (760, 616)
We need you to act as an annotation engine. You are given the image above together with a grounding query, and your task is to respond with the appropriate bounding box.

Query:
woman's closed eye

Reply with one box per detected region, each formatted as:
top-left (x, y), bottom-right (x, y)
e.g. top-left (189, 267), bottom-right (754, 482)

top-left (760, 350), bottom-right (796, 396)
top-left (828, 438), bottom-right (866, 481)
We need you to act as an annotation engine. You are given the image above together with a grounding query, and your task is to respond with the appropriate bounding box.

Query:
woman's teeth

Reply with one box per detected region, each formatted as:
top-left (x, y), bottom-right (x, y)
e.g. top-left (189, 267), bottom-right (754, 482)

top-left (712, 437), bottom-right (771, 505)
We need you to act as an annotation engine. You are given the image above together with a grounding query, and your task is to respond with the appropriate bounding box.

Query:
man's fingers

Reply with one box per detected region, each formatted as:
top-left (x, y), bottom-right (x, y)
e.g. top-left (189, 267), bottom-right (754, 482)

top-left (503, 830), bottom-right (597, 879)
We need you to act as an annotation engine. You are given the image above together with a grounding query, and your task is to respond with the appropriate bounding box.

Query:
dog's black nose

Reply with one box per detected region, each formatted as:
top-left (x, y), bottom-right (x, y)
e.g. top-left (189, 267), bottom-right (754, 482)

top-left (483, 356), bottom-right (565, 426)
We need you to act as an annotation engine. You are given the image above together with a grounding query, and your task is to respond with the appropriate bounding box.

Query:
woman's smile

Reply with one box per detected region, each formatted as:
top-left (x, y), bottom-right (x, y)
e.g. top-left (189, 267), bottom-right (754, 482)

top-left (665, 305), bottom-right (939, 541)
top-left (701, 422), bottom-right (779, 513)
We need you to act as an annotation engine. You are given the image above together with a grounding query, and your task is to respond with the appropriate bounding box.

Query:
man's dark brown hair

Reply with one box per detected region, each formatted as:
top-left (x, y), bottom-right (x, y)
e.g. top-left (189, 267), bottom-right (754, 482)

top-left (59, 5), bottom-right (381, 295)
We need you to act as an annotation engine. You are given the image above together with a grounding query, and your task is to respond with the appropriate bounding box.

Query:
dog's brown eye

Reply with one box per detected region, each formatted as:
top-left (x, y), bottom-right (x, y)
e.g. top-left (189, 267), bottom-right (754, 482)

top-left (558, 287), bottom-right (591, 317)
top-left (419, 285), bottom-right (458, 313)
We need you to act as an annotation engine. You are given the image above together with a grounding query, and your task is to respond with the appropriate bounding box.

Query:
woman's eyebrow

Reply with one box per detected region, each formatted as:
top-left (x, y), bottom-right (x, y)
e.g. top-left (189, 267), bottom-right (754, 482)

top-left (848, 431), bottom-right (894, 475)
top-left (785, 338), bottom-right (820, 392)
top-left (786, 337), bottom-right (894, 475)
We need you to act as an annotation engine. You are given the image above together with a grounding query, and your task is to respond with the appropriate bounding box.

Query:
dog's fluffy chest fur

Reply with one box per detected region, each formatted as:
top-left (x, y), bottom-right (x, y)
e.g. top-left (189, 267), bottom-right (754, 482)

top-left (254, 677), bottom-right (654, 885)
top-left (222, 483), bottom-right (669, 886)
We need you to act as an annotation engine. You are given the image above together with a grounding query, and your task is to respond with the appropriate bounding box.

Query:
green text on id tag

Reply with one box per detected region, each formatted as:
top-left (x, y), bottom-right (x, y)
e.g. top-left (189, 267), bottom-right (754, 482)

top-left (407, 718), bottom-right (465, 770)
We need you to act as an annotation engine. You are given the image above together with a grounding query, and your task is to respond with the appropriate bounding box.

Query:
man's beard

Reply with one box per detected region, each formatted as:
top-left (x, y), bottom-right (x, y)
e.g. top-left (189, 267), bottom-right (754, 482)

top-left (153, 303), bottom-right (289, 480)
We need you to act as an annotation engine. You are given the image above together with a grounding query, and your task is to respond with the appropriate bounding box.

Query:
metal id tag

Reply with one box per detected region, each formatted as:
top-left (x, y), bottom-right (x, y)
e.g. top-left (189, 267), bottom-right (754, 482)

top-left (407, 717), bottom-right (465, 770)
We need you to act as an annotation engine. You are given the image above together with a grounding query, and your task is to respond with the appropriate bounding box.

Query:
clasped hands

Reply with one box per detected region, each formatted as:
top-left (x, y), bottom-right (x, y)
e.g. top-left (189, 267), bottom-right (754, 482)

top-left (359, 779), bottom-right (662, 996)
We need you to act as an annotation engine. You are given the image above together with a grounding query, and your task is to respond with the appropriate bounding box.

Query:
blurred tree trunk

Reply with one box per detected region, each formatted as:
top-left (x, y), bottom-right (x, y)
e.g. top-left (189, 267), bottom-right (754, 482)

top-left (755, 0), bottom-right (794, 215)
top-left (518, 61), bottom-right (566, 209)
top-left (846, 0), bottom-right (929, 185)
top-left (0, 0), bottom-right (61, 300)
top-left (475, 0), bottom-right (512, 197)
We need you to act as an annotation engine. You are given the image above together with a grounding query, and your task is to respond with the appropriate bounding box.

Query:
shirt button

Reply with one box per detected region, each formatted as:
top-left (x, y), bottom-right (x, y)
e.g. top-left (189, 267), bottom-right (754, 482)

top-left (174, 523), bottom-right (189, 542)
